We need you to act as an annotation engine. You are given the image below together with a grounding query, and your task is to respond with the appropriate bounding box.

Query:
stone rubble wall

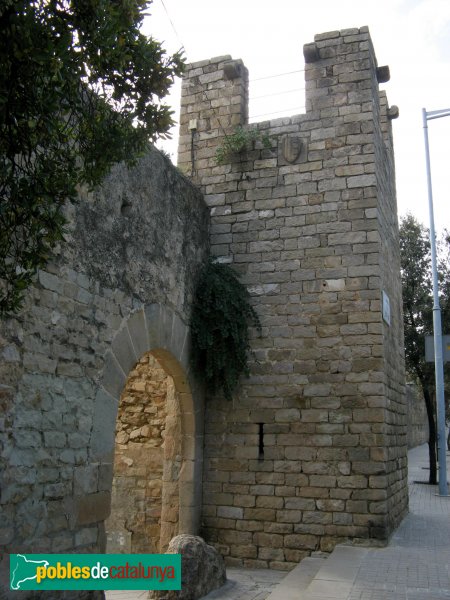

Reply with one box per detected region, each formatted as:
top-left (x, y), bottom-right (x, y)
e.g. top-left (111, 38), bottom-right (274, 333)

top-left (178, 27), bottom-right (407, 569)
top-left (0, 148), bottom-right (209, 595)
top-left (106, 353), bottom-right (181, 554)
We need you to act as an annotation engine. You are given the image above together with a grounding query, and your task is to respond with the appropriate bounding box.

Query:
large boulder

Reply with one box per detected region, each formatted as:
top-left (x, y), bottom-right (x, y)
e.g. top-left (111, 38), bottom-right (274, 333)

top-left (149, 534), bottom-right (226, 600)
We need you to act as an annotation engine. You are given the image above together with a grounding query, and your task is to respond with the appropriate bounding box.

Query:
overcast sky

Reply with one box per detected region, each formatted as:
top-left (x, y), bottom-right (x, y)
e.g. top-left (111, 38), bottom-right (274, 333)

top-left (143, 0), bottom-right (450, 233)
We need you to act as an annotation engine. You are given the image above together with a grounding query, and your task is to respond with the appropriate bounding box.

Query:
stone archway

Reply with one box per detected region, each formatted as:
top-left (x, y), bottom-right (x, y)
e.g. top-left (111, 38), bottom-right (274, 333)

top-left (105, 352), bottom-right (182, 553)
top-left (89, 304), bottom-right (204, 552)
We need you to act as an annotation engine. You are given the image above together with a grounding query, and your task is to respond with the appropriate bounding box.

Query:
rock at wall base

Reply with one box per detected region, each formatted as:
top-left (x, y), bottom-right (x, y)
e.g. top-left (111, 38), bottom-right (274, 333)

top-left (149, 534), bottom-right (226, 600)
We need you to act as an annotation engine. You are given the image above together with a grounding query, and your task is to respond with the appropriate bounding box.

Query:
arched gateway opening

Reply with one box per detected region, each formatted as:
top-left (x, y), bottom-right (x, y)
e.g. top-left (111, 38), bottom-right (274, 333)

top-left (95, 305), bottom-right (203, 554)
top-left (106, 352), bottom-right (182, 553)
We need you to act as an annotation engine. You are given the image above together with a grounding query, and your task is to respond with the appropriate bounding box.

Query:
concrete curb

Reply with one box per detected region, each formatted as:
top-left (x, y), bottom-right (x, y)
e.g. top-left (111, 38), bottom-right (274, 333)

top-left (266, 556), bottom-right (326, 600)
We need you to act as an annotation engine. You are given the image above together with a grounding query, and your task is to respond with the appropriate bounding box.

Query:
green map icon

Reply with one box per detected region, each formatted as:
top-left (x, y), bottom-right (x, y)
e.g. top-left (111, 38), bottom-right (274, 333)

top-left (10, 555), bottom-right (49, 590)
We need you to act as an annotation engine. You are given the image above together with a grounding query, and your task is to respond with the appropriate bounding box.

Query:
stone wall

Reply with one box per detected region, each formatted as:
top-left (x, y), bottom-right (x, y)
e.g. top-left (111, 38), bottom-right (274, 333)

top-left (0, 24), bottom-right (410, 587)
top-left (178, 27), bottom-right (407, 568)
top-left (0, 148), bottom-right (209, 596)
top-left (406, 383), bottom-right (428, 449)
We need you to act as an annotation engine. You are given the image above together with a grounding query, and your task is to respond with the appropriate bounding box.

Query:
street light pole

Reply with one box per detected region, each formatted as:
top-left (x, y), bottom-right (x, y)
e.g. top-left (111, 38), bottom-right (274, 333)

top-left (422, 107), bottom-right (450, 496)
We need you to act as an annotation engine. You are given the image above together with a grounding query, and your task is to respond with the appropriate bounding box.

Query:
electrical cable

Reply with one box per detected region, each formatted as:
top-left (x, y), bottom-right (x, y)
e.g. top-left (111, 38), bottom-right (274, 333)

top-left (159, 0), bottom-right (185, 51)
top-left (249, 106), bottom-right (306, 120)
top-left (250, 87), bottom-right (305, 100)
top-left (157, 0), bottom-right (230, 141)
top-left (156, 1), bottom-right (307, 153)
top-left (250, 69), bottom-right (305, 82)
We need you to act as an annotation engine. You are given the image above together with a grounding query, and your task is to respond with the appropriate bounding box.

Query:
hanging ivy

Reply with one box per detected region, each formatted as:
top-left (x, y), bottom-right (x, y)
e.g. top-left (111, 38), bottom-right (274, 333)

top-left (190, 259), bottom-right (261, 401)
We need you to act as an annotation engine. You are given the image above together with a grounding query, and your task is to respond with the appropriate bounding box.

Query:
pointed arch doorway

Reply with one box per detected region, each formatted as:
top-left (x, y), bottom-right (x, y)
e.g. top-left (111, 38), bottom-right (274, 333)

top-left (106, 351), bottom-right (182, 553)
top-left (94, 305), bottom-right (203, 554)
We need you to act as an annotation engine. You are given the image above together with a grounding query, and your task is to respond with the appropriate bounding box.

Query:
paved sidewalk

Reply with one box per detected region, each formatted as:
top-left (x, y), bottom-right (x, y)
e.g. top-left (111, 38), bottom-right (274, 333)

top-left (201, 568), bottom-right (286, 600)
top-left (106, 568), bottom-right (285, 600)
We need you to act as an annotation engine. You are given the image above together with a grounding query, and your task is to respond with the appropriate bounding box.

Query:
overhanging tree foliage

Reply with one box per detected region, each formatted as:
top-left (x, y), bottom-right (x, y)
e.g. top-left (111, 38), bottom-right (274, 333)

top-left (400, 214), bottom-right (450, 484)
top-left (0, 0), bottom-right (183, 315)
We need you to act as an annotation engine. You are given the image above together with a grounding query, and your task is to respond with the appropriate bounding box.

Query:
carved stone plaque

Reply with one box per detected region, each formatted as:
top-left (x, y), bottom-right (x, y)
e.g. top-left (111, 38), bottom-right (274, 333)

top-left (281, 136), bottom-right (302, 164)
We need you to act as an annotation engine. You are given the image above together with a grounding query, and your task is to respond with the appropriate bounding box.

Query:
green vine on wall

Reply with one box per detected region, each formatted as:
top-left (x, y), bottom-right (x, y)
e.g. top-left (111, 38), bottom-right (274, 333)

top-left (215, 126), bottom-right (271, 165)
top-left (190, 259), bottom-right (261, 401)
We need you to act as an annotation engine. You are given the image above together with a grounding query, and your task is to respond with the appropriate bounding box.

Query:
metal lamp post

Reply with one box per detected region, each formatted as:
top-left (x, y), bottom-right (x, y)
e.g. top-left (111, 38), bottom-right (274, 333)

top-left (422, 107), bottom-right (450, 496)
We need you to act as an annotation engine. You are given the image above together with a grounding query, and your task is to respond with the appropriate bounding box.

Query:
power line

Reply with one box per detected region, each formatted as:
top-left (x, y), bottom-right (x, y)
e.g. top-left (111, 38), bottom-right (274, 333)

top-left (157, 0), bottom-right (305, 88)
top-left (249, 106), bottom-right (306, 120)
top-left (159, 0), bottom-right (185, 51)
top-left (250, 87), bottom-right (305, 100)
top-left (250, 69), bottom-right (305, 82)
top-left (156, 2), bottom-right (306, 144)
top-left (156, 0), bottom-right (231, 154)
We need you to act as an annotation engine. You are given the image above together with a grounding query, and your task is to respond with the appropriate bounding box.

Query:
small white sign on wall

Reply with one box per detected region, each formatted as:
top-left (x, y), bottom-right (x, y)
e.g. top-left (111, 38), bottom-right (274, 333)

top-left (382, 290), bottom-right (391, 326)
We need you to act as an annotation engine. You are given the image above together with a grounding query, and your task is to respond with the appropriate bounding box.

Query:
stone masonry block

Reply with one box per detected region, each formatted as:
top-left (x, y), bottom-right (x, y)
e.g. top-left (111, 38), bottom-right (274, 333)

top-left (218, 506), bottom-right (244, 519)
top-left (98, 463), bottom-right (114, 492)
top-left (74, 491), bottom-right (111, 526)
top-left (160, 305), bottom-right (175, 351)
top-left (38, 270), bottom-right (64, 294)
top-left (328, 232), bottom-right (366, 245)
top-left (101, 351), bottom-right (126, 399)
top-left (145, 303), bottom-right (162, 349)
top-left (75, 526), bottom-right (98, 547)
top-left (171, 313), bottom-right (188, 365)
top-left (74, 465), bottom-right (99, 495)
top-left (90, 387), bottom-right (118, 462)
top-left (127, 309), bottom-right (150, 359)
top-left (111, 325), bottom-right (137, 375)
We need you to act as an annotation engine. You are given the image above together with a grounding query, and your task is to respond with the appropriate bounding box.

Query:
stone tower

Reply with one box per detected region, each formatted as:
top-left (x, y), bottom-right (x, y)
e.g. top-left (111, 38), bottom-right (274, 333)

top-left (178, 27), bottom-right (407, 568)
